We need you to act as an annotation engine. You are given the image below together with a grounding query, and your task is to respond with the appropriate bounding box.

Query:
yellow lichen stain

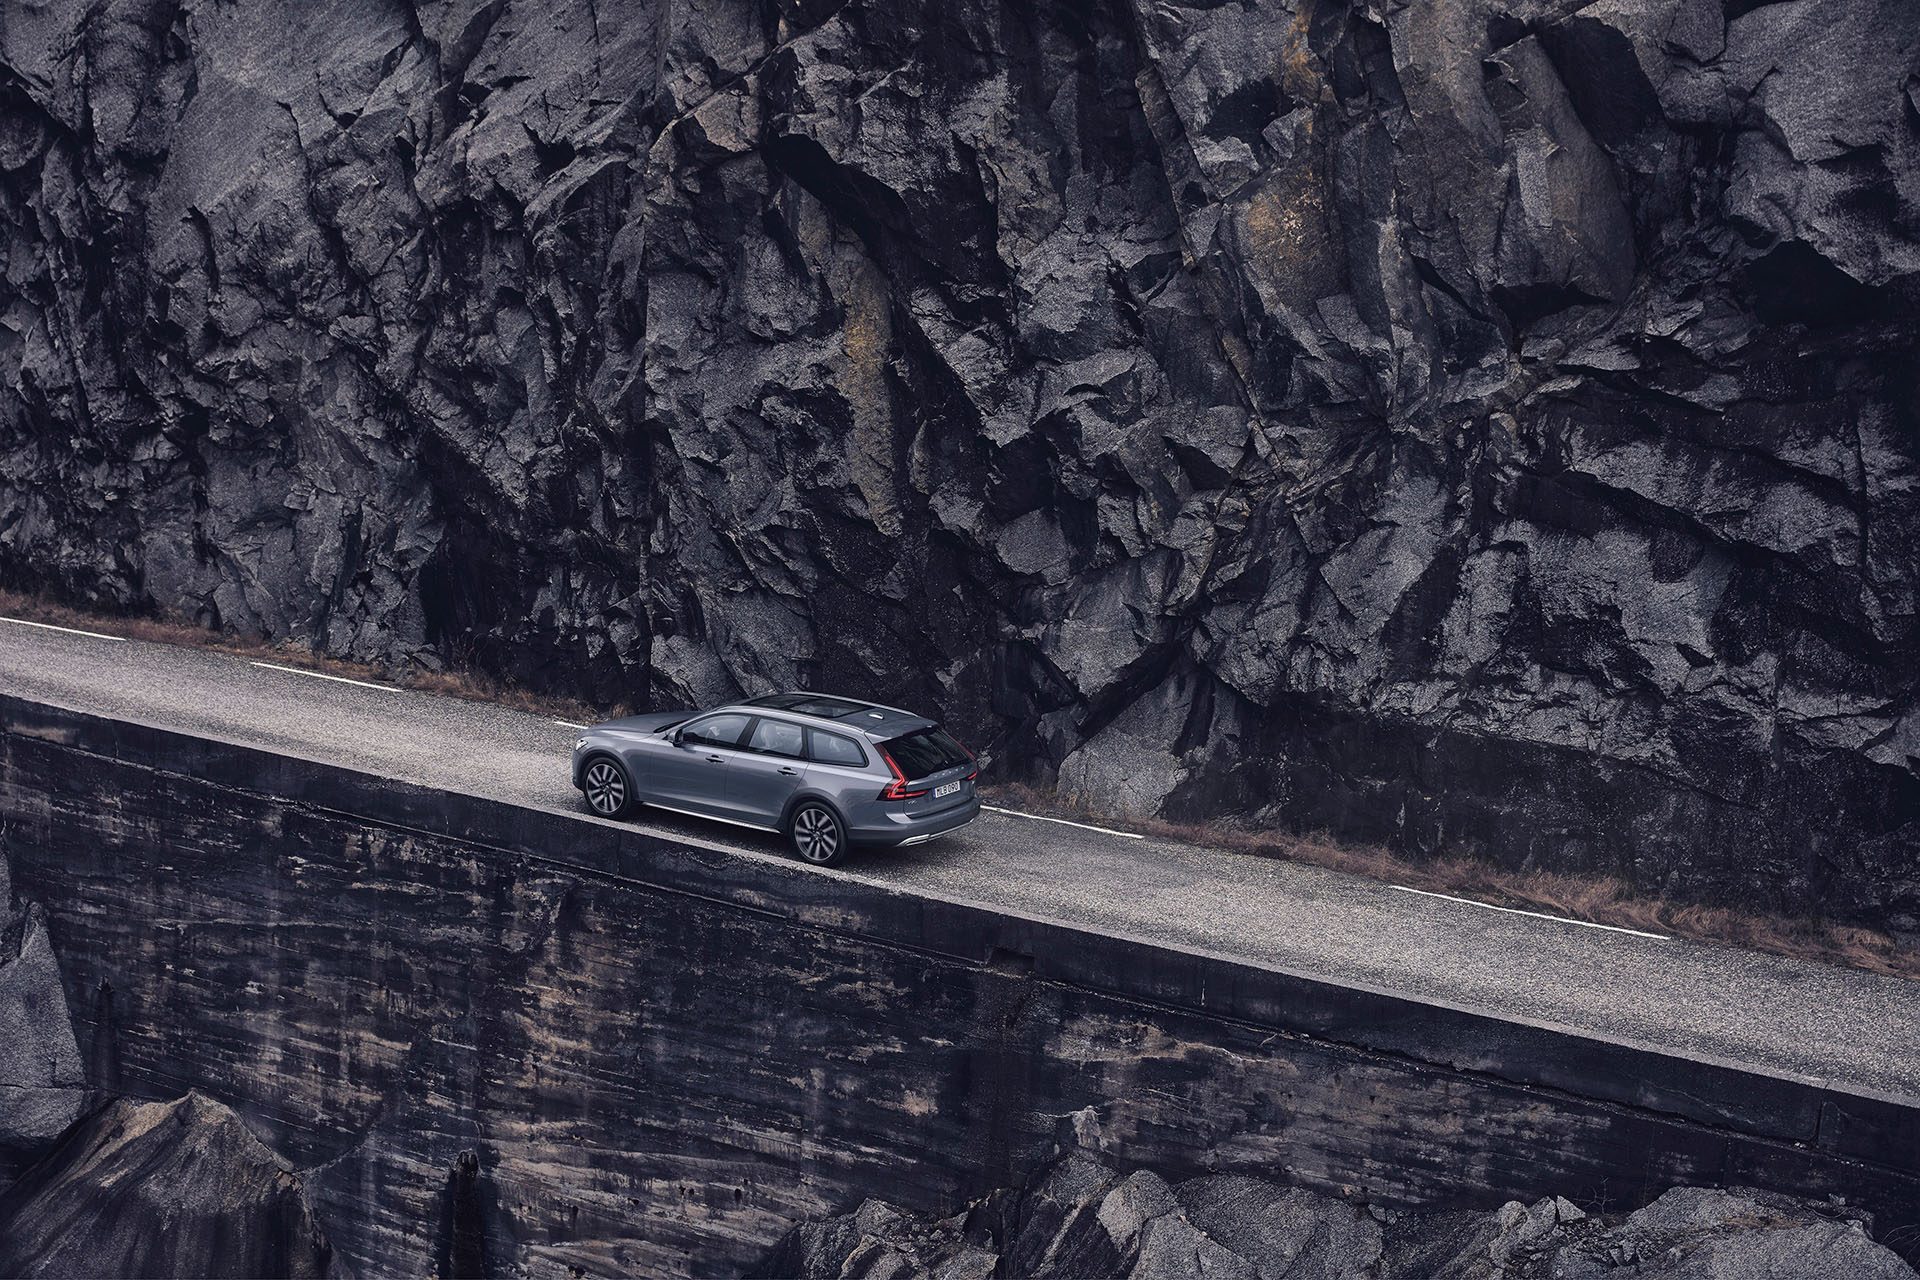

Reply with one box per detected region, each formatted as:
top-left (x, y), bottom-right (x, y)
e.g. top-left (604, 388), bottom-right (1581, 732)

top-left (1240, 178), bottom-right (1324, 274)
top-left (1279, 4), bottom-right (1322, 106)
top-left (835, 250), bottom-right (904, 537)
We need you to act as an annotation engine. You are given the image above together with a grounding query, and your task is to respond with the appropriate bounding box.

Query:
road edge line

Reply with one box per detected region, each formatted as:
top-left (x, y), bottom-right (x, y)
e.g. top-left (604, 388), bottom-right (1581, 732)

top-left (981, 804), bottom-right (1145, 840)
top-left (250, 660), bottom-right (400, 693)
top-left (0, 616), bottom-right (127, 642)
top-left (1391, 884), bottom-right (1669, 940)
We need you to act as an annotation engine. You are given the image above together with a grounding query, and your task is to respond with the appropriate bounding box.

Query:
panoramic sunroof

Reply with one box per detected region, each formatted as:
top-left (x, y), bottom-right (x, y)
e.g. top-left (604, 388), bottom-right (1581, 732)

top-left (745, 693), bottom-right (871, 718)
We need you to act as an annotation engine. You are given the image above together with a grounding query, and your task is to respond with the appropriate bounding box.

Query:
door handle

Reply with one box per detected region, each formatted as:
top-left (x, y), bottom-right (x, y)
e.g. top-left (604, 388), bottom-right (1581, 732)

top-left (778, 766), bottom-right (799, 776)
top-left (705, 754), bottom-right (724, 763)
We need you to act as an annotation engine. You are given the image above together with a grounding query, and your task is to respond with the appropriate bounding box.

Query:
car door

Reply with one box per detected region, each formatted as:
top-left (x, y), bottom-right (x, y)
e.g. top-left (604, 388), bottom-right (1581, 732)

top-left (647, 712), bottom-right (752, 814)
top-left (726, 716), bottom-right (810, 826)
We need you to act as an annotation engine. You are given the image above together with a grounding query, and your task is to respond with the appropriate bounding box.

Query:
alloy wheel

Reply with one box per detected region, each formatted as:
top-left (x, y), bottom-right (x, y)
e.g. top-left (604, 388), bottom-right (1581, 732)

top-left (794, 806), bottom-right (840, 864)
top-left (584, 760), bottom-right (626, 815)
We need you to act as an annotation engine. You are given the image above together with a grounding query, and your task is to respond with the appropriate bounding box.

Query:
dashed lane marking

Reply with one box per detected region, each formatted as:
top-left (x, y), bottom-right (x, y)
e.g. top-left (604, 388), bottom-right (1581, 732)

top-left (250, 661), bottom-right (399, 693)
top-left (981, 805), bottom-right (1145, 840)
top-left (1390, 884), bottom-right (1669, 939)
top-left (554, 720), bottom-right (591, 730)
top-left (0, 616), bottom-right (127, 642)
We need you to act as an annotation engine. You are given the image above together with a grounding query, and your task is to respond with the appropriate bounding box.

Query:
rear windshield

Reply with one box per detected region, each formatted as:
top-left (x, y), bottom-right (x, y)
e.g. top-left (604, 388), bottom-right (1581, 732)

top-left (881, 726), bottom-right (972, 779)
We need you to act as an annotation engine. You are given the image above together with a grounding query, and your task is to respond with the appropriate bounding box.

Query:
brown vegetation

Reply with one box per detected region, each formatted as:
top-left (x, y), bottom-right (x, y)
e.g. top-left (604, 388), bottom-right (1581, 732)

top-left (985, 783), bottom-right (1920, 981)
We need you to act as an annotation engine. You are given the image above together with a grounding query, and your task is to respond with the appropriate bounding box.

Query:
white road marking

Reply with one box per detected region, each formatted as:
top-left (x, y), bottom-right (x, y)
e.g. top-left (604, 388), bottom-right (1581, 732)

top-left (982, 805), bottom-right (1144, 840)
top-left (553, 719), bottom-right (591, 730)
top-left (250, 661), bottom-right (398, 693)
top-left (0, 616), bottom-right (127, 642)
top-left (1391, 884), bottom-right (1669, 939)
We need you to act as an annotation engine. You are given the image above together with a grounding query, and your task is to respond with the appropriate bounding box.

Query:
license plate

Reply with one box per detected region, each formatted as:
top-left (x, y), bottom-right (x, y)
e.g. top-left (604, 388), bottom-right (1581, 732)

top-left (933, 780), bottom-right (961, 798)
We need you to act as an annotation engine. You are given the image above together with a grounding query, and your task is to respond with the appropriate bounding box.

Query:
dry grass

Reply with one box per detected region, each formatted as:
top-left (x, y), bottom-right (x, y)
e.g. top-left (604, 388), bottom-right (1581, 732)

top-left (985, 782), bottom-right (1920, 981)
top-left (0, 588), bottom-right (612, 724)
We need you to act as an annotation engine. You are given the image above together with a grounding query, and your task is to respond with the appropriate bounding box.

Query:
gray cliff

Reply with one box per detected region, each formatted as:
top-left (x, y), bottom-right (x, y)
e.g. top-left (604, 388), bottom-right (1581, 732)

top-left (0, 833), bottom-right (85, 1186)
top-left (3, 0), bottom-right (1916, 914)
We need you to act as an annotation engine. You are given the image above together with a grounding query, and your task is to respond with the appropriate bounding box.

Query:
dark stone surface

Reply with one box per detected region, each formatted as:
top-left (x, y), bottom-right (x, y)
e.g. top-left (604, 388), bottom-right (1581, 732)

top-left (0, 1093), bottom-right (340, 1279)
top-left (5, 815), bottom-right (335, 1277)
top-left (0, 835), bottom-right (85, 1187)
top-left (760, 1146), bottom-right (1919, 1279)
top-left (5, 697), bottom-right (1919, 1275)
top-left (1, 0), bottom-right (1917, 918)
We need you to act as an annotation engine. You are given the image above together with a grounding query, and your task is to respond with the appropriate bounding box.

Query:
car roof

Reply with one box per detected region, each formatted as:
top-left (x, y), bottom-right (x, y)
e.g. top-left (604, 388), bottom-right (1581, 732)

top-left (721, 692), bottom-right (933, 739)
top-left (741, 692), bottom-right (876, 719)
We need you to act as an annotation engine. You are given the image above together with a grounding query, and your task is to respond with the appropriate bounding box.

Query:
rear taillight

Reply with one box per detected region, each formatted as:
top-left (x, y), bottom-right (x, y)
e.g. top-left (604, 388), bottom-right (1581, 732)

top-left (877, 749), bottom-right (928, 801)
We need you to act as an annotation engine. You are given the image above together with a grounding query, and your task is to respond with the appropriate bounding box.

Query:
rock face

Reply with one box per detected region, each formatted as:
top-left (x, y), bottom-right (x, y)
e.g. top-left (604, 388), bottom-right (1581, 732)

top-left (0, 839), bottom-right (86, 1185)
top-left (758, 1152), bottom-right (1919, 1280)
top-left (0, 1092), bottom-right (340, 1279)
top-left (2, 0), bottom-right (1917, 915)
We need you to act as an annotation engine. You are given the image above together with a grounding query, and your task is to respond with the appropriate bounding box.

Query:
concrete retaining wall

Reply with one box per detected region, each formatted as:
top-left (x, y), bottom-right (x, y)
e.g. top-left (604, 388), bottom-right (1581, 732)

top-left (3, 694), bottom-right (1916, 1275)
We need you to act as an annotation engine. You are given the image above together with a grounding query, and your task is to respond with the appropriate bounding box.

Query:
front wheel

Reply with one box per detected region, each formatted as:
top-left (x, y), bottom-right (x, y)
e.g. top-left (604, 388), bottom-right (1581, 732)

top-left (581, 756), bottom-right (635, 818)
top-left (788, 802), bottom-right (846, 866)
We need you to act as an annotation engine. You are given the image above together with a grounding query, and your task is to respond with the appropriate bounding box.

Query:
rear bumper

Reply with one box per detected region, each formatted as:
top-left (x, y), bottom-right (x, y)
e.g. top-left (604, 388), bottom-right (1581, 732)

top-left (850, 795), bottom-right (981, 848)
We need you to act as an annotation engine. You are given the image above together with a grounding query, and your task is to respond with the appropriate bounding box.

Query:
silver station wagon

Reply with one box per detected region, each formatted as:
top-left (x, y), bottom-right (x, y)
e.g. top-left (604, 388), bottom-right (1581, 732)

top-left (571, 692), bottom-right (980, 866)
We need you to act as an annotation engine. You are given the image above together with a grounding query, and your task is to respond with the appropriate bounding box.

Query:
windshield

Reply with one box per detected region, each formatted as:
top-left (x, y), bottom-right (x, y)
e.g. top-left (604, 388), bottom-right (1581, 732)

top-left (881, 726), bottom-right (972, 780)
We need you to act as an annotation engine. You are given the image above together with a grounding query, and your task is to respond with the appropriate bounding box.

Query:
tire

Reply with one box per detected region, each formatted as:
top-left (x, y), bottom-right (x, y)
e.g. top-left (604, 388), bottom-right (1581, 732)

top-left (788, 800), bottom-right (847, 867)
top-left (580, 755), bottom-right (635, 819)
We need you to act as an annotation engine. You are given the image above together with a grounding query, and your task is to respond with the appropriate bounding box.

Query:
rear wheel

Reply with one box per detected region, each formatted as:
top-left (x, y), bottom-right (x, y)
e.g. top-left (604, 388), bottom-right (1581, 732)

top-left (789, 801), bottom-right (846, 867)
top-left (581, 757), bottom-right (635, 818)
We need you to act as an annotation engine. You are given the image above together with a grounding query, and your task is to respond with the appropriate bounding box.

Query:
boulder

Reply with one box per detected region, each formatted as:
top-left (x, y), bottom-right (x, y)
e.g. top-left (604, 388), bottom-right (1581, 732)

top-left (761, 1153), bottom-right (1919, 1280)
top-left (0, 1093), bottom-right (341, 1279)
top-left (0, 853), bottom-right (86, 1185)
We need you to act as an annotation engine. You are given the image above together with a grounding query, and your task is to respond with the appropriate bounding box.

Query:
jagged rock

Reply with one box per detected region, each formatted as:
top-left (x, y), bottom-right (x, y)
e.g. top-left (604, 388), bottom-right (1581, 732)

top-left (1566, 1186), bottom-right (1916, 1280)
top-left (0, 1092), bottom-right (341, 1279)
top-left (0, 847), bottom-right (86, 1185)
top-left (2, 0), bottom-right (1917, 917)
top-left (1176, 1175), bottom-right (1383, 1279)
top-left (761, 1154), bottom-right (1919, 1279)
top-left (752, 1198), bottom-right (997, 1280)
top-left (999, 1154), bottom-right (1131, 1277)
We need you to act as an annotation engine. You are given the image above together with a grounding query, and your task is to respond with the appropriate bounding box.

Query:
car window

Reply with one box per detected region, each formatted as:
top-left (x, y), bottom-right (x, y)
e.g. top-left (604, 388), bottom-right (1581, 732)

top-left (747, 717), bottom-right (806, 759)
top-left (682, 713), bottom-right (751, 748)
top-left (807, 728), bottom-right (866, 767)
top-left (880, 726), bottom-right (972, 779)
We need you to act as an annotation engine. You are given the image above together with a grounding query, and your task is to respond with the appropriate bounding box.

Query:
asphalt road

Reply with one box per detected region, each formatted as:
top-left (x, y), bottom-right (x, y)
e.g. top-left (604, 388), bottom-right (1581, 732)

top-left (3, 615), bottom-right (1916, 1099)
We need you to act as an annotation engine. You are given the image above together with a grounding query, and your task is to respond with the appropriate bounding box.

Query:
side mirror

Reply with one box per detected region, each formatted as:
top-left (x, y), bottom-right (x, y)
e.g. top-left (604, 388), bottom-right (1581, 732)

top-left (669, 728), bottom-right (685, 746)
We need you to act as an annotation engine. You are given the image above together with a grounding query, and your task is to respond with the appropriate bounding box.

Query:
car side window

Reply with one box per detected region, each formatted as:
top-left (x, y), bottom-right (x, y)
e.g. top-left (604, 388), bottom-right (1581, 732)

top-left (807, 728), bottom-right (866, 767)
top-left (682, 713), bottom-right (751, 749)
top-left (746, 717), bottom-right (805, 759)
